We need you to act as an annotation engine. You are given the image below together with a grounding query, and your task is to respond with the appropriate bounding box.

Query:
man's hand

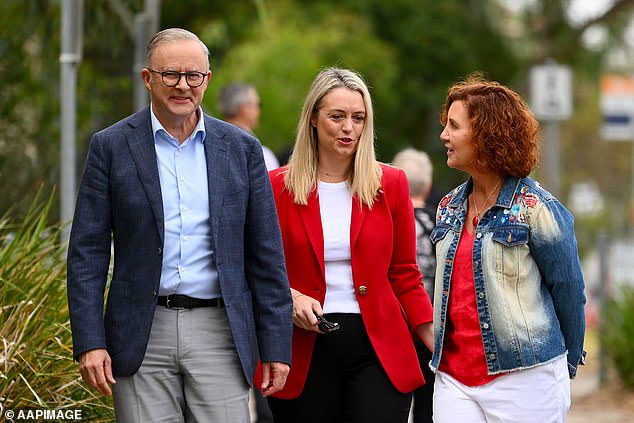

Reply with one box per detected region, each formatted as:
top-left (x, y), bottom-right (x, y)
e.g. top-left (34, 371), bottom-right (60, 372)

top-left (79, 349), bottom-right (116, 396)
top-left (259, 361), bottom-right (290, 397)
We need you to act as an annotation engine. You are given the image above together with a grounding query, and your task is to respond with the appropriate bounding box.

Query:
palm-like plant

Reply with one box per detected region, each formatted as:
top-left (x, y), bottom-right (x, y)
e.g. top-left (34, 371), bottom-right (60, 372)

top-left (0, 190), bottom-right (113, 421)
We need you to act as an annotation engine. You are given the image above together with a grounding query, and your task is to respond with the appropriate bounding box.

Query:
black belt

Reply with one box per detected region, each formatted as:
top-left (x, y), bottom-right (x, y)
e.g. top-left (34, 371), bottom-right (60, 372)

top-left (157, 294), bottom-right (224, 309)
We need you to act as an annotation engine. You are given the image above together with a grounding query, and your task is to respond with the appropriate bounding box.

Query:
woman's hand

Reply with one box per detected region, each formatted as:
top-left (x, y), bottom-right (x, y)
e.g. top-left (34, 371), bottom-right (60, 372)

top-left (415, 322), bottom-right (434, 352)
top-left (291, 289), bottom-right (323, 333)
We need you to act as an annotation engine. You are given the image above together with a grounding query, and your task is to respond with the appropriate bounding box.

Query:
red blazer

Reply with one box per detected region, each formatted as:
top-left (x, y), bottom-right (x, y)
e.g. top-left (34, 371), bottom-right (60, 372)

top-left (259, 163), bottom-right (433, 399)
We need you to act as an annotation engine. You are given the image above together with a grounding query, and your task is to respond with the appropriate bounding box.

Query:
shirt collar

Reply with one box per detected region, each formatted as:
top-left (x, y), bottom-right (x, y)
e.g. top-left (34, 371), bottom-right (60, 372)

top-left (150, 105), bottom-right (206, 144)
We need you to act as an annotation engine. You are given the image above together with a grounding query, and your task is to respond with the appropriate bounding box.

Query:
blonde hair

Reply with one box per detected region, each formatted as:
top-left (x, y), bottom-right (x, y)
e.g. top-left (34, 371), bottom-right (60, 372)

top-left (284, 68), bottom-right (382, 207)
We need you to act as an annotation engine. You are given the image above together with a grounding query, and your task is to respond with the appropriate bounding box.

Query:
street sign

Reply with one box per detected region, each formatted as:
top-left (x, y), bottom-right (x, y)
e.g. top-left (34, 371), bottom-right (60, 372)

top-left (530, 62), bottom-right (573, 121)
top-left (600, 74), bottom-right (634, 141)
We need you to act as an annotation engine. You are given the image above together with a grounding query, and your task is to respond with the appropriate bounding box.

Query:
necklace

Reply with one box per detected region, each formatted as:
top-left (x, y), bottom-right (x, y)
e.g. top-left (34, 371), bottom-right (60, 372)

top-left (318, 168), bottom-right (346, 178)
top-left (471, 178), bottom-right (503, 227)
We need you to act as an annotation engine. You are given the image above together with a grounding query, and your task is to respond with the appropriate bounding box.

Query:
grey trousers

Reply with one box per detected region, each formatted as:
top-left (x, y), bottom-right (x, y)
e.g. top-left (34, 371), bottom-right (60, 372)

top-left (112, 306), bottom-right (250, 423)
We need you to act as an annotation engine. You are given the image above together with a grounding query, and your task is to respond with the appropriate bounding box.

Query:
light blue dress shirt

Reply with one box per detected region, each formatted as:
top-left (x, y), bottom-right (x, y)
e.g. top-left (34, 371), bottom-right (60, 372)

top-left (151, 107), bottom-right (220, 299)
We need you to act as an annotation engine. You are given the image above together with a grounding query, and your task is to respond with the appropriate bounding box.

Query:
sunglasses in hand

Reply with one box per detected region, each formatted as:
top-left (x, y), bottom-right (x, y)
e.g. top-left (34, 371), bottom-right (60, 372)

top-left (315, 314), bottom-right (340, 333)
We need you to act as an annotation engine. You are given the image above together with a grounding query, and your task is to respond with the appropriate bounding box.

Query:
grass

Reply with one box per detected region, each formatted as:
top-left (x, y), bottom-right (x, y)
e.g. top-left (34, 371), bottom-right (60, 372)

top-left (0, 190), bottom-right (114, 421)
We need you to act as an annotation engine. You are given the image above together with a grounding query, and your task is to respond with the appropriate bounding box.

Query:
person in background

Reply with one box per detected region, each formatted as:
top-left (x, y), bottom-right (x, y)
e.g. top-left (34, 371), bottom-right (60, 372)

top-left (431, 74), bottom-right (586, 423)
top-left (217, 81), bottom-right (280, 423)
top-left (217, 82), bottom-right (280, 171)
top-left (66, 28), bottom-right (292, 423)
top-left (260, 67), bottom-right (434, 423)
top-left (392, 147), bottom-right (436, 423)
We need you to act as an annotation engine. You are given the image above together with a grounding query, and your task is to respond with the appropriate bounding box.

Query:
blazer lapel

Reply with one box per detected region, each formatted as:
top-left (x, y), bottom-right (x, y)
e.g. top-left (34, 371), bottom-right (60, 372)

top-left (350, 197), bottom-right (367, 250)
top-left (299, 191), bottom-right (326, 281)
top-left (203, 116), bottom-right (228, 244)
top-left (126, 109), bottom-right (165, 242)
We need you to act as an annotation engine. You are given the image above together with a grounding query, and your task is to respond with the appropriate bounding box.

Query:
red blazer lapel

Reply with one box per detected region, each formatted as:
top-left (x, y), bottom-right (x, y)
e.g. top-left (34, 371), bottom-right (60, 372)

top-left (350, 197), bottom-right (368, 250)
top-left (299, 190), bottom-right (326, 281)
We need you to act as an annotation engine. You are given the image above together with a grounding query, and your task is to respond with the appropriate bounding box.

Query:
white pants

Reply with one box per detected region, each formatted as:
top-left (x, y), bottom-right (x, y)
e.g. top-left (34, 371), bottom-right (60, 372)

top-left (113, 306), bottom-right (250, 423)
top-left (433, 355), bottom-right (570, 423)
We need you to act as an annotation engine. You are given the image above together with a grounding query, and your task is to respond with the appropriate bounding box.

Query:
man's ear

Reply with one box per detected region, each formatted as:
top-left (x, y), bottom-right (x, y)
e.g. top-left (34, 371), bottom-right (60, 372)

top-left (141, 68), bottom-right (152, 90)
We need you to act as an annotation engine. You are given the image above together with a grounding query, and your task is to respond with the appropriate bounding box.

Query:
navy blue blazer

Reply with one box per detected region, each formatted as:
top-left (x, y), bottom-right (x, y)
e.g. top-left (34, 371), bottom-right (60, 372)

top-left (66, 107), bottom-right (293, 384)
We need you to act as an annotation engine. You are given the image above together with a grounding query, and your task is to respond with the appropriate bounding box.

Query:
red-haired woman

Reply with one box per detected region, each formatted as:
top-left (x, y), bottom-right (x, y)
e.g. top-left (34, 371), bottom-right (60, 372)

top-left (431, 74), bottom-right (586, 423)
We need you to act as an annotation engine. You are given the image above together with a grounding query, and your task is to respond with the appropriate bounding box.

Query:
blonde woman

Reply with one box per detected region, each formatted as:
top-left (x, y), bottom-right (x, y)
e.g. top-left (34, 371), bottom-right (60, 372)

top-left (256, 68), bottom-right (434, 423)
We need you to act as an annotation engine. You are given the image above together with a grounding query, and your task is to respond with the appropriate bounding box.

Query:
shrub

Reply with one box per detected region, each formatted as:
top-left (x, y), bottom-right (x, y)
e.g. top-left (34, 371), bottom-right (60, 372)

top-left (603, 286), bottom-right (634, 389)
top-left (0, 191), bottom-right (114, 421)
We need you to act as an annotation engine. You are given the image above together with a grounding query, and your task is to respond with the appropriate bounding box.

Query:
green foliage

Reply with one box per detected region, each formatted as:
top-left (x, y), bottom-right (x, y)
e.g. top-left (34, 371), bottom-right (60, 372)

top-left (0, 190), bottom-right (113, 421)
top-left (4, 0), bottom-right (634, 234)
top-left (603, 286), bottom-right (634, 389)
top-left (202, 1), bottom-right (400, 157)
top-left (0, 1), bottom-right (62, 221)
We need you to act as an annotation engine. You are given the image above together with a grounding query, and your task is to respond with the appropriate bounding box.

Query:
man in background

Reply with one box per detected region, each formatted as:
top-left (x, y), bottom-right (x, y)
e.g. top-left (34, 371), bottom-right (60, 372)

top-left (217, 81), bottom-right (280, 423)
top-left (217, 82), bottom-right (279, 171)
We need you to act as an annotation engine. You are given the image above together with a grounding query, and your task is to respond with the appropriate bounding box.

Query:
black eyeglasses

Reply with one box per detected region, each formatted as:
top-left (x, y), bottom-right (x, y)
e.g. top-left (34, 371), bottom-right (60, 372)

top-left (146, 68), bottom-right (208, 88)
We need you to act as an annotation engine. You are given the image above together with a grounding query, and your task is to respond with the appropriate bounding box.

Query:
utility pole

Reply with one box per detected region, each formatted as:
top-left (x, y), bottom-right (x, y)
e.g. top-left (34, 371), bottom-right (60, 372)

top-left (61, 1), bottom-right (160, 240)
top-left (131, 1), bottom-right (161, 110)
top-left (60, 0), bottom-right (83, 241)
top-left (106, 0), bottom-right (161, 110)
top-left (133, 13), bottom-right (150, 111)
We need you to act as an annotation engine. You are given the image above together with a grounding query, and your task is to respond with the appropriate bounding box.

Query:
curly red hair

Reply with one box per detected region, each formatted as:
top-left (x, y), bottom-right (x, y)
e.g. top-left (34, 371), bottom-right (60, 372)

top-left (440, 74), bottom-right (540, 177)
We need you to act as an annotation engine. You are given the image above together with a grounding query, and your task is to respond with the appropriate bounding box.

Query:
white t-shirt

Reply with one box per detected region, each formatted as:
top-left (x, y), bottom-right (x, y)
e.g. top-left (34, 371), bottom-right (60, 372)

top-left (318, 180), bottom-right (360, 314)
top-left (262, 145), bottom-right (280, 171)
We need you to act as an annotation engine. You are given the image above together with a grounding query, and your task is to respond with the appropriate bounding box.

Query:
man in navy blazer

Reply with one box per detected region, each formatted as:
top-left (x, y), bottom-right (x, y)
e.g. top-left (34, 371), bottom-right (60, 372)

top-left (66, 28), bottom-right (292, 422)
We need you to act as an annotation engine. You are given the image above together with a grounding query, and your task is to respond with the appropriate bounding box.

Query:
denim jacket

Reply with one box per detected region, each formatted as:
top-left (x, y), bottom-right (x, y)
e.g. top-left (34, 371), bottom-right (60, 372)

top-left (429, 176), bottom-right (586, 379)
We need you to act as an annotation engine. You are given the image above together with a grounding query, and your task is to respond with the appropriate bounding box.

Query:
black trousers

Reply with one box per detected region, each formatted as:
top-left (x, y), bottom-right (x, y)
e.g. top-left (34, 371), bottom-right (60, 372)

top-left (268, 313), bottom-right (412, 423)
top-left (411, 339), bottom-right (434, 423)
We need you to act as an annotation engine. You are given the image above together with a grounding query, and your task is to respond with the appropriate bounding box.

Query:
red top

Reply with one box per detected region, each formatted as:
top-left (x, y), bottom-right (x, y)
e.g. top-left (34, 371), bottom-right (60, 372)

top-left (439, 228), bottom-right (503, 386)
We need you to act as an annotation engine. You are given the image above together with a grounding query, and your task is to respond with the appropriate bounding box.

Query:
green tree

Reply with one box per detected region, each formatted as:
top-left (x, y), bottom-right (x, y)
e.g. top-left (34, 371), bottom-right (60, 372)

top-left (0, 1), bottom-right (60, 218)
top-left (4, 0), bottom-right (634, 226)
top-left (507, 0), bottom-right (634, 233)
top-left (201, 1), bottom-right (400, 159)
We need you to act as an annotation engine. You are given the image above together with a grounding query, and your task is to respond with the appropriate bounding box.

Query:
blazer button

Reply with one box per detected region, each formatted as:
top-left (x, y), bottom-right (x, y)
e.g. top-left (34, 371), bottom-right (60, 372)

top-left (157, 247), bottom-right (162, 255)
top-left (358, 285), bottom-right (368, 296)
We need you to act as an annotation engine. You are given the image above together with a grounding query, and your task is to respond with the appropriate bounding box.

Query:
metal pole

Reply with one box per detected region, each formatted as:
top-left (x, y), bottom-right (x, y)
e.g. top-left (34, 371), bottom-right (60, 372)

top-left (597, 231), bottom-right (609, 386)
top-left (60, 0), bottom-right (83, 241)
top-left (144, 0), bottom-right (161, 35)
top-left (133, 13), bottom-right (149, 111)
top-left (133, 1), bottom-right (161, 111)
top-left (631, 140), bottom-right (634, 233)
top-left (545, 120), bottom-right (561, 197)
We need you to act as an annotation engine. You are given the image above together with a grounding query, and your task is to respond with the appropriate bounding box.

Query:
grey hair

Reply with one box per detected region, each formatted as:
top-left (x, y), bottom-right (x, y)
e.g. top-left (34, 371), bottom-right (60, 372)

top-left (392, 147), bottom-right (433, 198)
top-left (217, 83), bottom-right (255, 118)
top-left (146, 28), bottom-right (210, 69)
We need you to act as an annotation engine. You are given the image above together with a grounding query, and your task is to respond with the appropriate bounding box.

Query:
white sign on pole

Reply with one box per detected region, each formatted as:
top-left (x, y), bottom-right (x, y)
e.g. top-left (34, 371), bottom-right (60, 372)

top-left (530, 63), bottom-right (573, 121)
top-left (600, 74), bottom-right (634, 142)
